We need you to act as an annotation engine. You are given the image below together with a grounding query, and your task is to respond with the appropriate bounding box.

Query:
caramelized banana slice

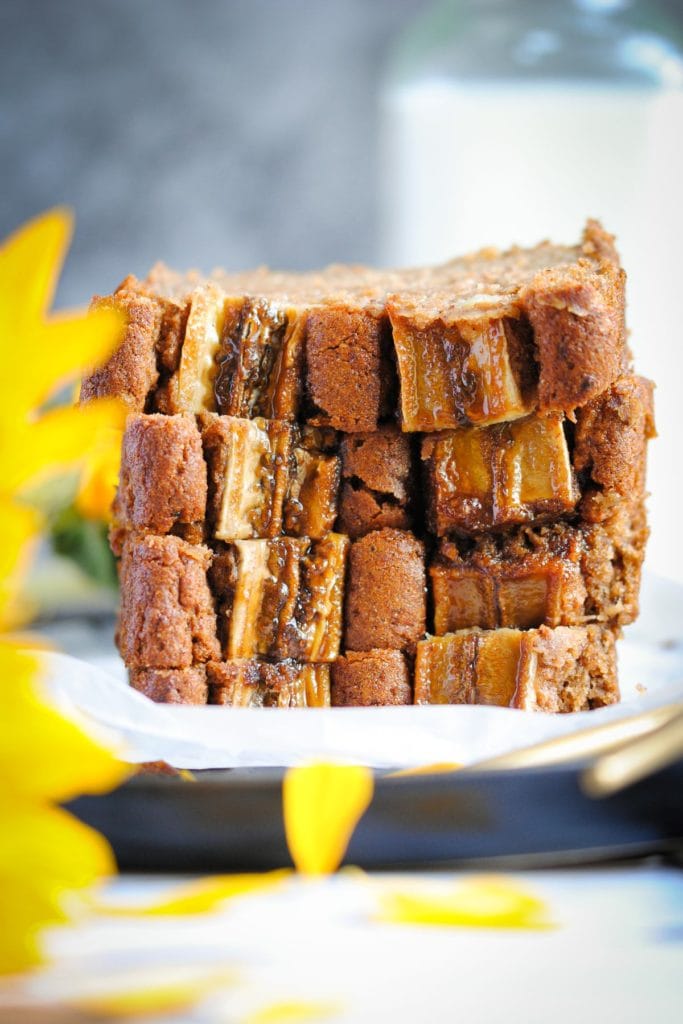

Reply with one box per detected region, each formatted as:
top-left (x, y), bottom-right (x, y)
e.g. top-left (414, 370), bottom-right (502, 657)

top-left (283, 445), bottom-right (341, 539)
top-left (207, 659), bottom-right (330, 707)
top-left (212, 535), bottom-right (347, 662)
top-left (202, 414), bottom-right (340, 541)
top-left (214, 300), bottom-right (304, 420)
top-left (171, 285), bottom-right (229, 413)
top-left (202, 414), bottom-right (292, 541)
top-left (430, 540), bottom-right (587, 632)
top-left (415, 625), bottom-right (618, 712)
top-left (423, 412), bottom-right (578, 535)
top-left (389, 304), bottom-right (536, 432)
top-left (295, 533), bottom-right (349, 661)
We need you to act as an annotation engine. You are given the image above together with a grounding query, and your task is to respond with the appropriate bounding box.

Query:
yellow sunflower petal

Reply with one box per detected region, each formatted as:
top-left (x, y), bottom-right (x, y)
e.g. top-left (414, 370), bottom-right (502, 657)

top-left (0, 800), bottom-right (116, 890)
top-left (379, 876), bottom-right (554, 930)
top-left (71, 967), bottom-right (238, 1018)
top-left (0, 902), bottom-right (49, 975)
top-left (5, 304), bottom-right (126, 416)
top-left (244, 1000), bottom-right (342, 1024)
top-left (5, 398), bottom-right (126, 494)
top-left (74, 423), bottom-right (123, 521)
top-left (0, 802), bottom-right (117, 975)
top-left (97, 869), bottom-right (291, 917)
top-left (0, 499), bottom-right (41, 630)
top-left (283, 763), bottom-right (374, 875)
top-left (0, 644), bottom-right (129, 802)
top-left (0, 208), bottom-right (72, 336)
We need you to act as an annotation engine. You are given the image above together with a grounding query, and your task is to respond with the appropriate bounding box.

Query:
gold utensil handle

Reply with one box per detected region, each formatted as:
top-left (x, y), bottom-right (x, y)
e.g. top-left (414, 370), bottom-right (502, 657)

top-left (471, 702), bottom-right (682, 772)
top-left (581, 708), bottom-right (683, 798)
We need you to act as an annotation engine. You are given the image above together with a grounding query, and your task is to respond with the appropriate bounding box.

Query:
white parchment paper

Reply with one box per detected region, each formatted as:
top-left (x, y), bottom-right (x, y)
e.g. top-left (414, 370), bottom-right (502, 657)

top-left (38, 574), bottom-right (683, 769)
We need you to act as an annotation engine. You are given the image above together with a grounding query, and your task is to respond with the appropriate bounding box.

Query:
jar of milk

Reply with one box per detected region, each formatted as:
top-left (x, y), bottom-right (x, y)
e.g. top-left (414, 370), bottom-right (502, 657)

top-left (379, 0), bottom-right (683, 579)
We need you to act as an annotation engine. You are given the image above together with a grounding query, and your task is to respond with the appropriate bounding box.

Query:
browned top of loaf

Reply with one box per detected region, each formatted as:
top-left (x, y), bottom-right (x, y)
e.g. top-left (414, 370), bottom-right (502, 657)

top-left (134, 220), bottom-right (620, 319)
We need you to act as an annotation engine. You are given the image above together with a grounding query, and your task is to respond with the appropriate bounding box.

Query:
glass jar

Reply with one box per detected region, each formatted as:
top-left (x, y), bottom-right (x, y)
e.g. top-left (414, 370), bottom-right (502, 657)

top-left (379, 0), bottom-right (683, 579)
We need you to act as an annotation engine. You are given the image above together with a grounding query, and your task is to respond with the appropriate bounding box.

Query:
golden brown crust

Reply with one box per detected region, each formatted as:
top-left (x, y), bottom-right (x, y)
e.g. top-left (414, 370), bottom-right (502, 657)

top-left (118, 534), bottom-right (220, 668)
top-left (130, 667), bottom-right (208, 704)
top-left (80, 280), bottom-right (162, 411)
top-left (336, 428), bottom-right (414, 538)
top-left (574, 375), bottom-right (655, 521)
top-left (331, 650), bottom-right (412, 706)
top-left (523, 258), bottom-right (626, 411)
top-left (115, 413), bottom-right (207, 536)
top-left (305, 308), bottom-right (394, 431)
top-left (344, 528), bottom-right (426, 652)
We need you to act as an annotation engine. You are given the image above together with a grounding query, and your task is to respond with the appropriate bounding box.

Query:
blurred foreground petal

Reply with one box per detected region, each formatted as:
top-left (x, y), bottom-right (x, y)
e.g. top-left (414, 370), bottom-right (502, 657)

top-left (379, 876), bottom-right (554, 930)
top-left (0, 646), bottom-right (129, 802)
top-left (283, 763), bottom-right (374, 875)
top-left (7, 399), bottom-right (126, 493)
top-left (244, 999), bottom-right (342, 1024)
top-left (0, 208), bottom-right (72, 336)
top-left (99, 869), bottom-right (292, 916)
top-left (0, 499), bottom-right (40, 629)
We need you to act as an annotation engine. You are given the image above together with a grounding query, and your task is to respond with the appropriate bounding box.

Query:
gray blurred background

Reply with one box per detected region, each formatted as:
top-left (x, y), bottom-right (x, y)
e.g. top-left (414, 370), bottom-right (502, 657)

top-left (2, 0), bottom-right (681, 304)
top-left (0, 0), bottom-right (426, 305)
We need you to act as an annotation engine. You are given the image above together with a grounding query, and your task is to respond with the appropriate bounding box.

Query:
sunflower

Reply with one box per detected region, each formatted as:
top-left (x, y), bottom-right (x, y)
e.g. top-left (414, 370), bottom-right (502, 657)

top-left (0, 209), bottom-right (129, 974)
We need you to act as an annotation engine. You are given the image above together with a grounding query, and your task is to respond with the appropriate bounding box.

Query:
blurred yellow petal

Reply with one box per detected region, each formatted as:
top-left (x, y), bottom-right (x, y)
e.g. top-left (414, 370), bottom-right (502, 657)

top-left (0, 643), bottom-right (129, 801)
top-left (99, 869), bottom-right (291, 917)
top-left (5, 398), bottom-right (126, 494)
top-left (0, 803), bottom-right (116, 975)
top-left (244, 1000), bottom-right (342, 1024)
top-left (379, 876), bottom-right (554, 930)
top-left (0, 498), bottom-right (41, 630)
top-left (0, 905), bottom-right (47, 974)
top-left (0, 800), bottom-right (115, 889)
top-left (5, 304), bottom-right (126, 416)
top-left (74, 423), bottom-right (123, 521)
top-left (0, 208), bottom-right (72, 336)
top-left (283, 763), bottom-right (374, 875)
top-left (72, 967), bottom-right (238, 1018)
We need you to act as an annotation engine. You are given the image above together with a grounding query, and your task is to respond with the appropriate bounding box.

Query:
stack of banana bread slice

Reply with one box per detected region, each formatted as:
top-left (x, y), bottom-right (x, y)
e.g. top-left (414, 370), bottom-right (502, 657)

top-left (82, 221), bottom-right (654, 712)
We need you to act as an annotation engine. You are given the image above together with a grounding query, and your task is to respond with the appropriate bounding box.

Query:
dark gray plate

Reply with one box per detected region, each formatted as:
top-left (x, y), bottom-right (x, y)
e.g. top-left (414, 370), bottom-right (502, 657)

top-left (67, 759), bottom-right (683, 872)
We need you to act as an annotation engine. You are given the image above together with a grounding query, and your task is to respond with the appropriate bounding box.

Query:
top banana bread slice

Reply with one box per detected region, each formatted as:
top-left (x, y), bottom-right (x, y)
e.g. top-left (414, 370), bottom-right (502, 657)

top-left (82, 221), bottom-right (626, 432)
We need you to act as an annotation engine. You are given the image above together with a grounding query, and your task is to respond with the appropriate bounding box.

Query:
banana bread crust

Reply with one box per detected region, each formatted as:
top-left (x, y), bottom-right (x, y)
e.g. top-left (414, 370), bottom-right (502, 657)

top-left (115, 413), bottom-right (207, 537)
top-left (344, 528), bottom-right (426, 652)
top-left (118, 534), bottom-right (220, 668)
top-left (337, 428), bottom-right (414, 538)
top-left (130, 666), bottom-right (208, 704)
top-left (331, 650), bottom-right (412, 706)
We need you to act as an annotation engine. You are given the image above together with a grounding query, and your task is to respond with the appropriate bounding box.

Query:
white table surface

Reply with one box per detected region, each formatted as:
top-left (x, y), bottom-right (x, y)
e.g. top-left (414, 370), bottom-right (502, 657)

top-left (4, 863), bottom-right (682, 1023)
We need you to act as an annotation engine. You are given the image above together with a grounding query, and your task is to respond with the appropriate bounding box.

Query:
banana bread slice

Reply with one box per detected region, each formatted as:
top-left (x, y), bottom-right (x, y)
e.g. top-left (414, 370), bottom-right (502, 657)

top-left (83, 221), bottom-right (627, 432)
